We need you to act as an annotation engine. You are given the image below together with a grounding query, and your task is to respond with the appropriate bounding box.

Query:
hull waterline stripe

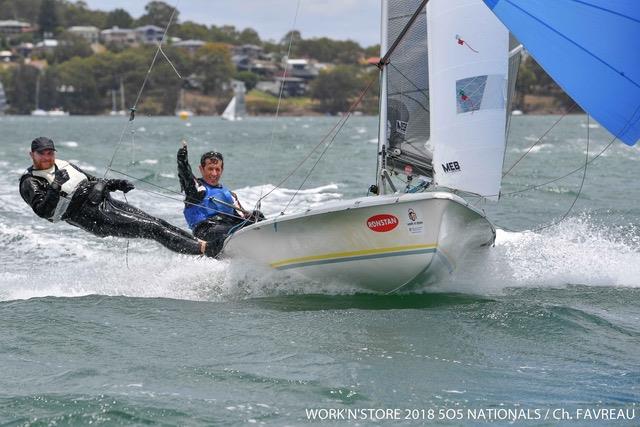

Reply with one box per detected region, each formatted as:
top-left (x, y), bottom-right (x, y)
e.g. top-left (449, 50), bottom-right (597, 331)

top-left (272, 245), bottom-right (437, 270)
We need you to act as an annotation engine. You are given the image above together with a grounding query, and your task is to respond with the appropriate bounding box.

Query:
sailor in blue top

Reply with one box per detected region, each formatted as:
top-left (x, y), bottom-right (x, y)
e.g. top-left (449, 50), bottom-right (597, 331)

top-left (177, 142), bottom-right (263, 257)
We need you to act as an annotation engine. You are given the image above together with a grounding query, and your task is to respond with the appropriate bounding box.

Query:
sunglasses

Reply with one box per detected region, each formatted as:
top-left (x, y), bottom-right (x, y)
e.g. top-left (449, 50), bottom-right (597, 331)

top-left (200, 151), bottom-right (224, 165)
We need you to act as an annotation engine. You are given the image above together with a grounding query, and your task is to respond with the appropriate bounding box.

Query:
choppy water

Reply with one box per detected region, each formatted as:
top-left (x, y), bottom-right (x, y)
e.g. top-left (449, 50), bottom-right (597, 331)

top-left (1, 115), bottom-right (639, 425)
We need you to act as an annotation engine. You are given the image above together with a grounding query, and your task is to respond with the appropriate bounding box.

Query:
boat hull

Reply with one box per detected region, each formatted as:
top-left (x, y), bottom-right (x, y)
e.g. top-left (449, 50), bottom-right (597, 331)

top-left (223, 192), bottom-right (495, 293)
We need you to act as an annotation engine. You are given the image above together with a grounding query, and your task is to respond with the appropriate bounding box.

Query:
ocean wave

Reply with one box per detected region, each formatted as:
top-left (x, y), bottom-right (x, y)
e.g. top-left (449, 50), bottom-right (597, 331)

top-left (431, 215), bottom-right (640, 295)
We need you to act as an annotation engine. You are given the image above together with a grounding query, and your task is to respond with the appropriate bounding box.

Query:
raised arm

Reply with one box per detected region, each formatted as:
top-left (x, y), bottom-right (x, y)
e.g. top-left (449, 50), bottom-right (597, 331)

top-left (177, 142), bottom-right (205, 204)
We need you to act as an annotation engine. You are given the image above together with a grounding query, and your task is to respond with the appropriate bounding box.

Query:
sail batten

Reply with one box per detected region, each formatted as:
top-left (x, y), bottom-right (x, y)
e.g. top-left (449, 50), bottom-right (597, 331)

top-left (483, 0), bottom-right (640, 145)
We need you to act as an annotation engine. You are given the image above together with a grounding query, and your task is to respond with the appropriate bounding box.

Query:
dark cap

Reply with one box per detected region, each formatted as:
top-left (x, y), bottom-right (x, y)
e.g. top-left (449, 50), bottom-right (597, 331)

top-left (31, 137), bottom-right (56, 152)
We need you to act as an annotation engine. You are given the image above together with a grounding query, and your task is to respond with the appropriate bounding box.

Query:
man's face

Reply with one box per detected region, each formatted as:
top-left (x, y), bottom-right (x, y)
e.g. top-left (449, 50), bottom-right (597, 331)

top-left (30, 149), bottom-right (55, 170)
top-left (199, 158), bottom-right (223, 186)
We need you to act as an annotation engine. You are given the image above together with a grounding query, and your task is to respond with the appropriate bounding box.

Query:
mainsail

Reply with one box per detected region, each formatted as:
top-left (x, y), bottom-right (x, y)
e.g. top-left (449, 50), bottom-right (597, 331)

top-left (429, 0), bottom-right (509, 201)
top-left (484, 0), bottom-right (640, 146)
top-left (384, 0), bottom-right (433, 179)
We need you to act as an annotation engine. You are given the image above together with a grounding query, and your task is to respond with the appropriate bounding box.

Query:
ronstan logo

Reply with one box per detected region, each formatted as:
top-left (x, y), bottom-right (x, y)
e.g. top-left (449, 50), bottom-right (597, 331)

top-left (441, 161), bottom-right (461, 173)
top-left (367, 214), bottom-right (399, 232)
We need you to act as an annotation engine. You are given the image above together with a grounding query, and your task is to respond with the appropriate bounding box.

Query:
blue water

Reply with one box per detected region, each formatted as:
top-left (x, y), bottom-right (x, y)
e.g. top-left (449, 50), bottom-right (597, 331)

top-left (0, 115), bottom-right (639, 425)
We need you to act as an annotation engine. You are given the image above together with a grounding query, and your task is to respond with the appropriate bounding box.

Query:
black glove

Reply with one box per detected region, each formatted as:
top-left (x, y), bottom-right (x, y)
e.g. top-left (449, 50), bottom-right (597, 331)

top-left (87, 181), bottom-right (106, 205)
top-left (52, 169), bottom-right (70, 189)
top-left (106, 179), bottom-right (135, 193)
top-left (177, 145), bottom-right (188, 162)
top-left (247, 210), bottom-right (266, 222)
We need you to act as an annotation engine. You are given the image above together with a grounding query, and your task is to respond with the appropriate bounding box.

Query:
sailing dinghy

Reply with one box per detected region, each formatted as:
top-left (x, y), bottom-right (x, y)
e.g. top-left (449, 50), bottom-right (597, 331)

top-left (221, 80), bottom-right (246, 121)
top-left (223, 0), bottom-right (639, 292)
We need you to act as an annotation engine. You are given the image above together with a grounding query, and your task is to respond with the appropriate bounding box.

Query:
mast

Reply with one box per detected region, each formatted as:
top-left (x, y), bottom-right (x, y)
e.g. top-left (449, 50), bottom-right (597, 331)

top-left (34, 74), bottom-right (41, 110)
top-left (119, 79), bottom-right (125, 112)
top-left (111, 89), bottom-right (117, 113)
top-left (376, 0), bottom-right (389, 195)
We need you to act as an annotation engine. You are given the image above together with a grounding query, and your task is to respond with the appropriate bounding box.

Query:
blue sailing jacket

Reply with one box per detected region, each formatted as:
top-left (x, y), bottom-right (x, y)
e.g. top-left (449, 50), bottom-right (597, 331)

top-left (184, 182), bottom-right (236, 230)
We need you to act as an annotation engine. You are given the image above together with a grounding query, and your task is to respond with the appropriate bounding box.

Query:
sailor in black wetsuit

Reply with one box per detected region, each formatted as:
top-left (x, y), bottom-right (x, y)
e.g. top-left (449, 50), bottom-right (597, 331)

top-left (177, 142), bottom-right (263, 257)
top-left (20, 136), bottom-right (217, 257)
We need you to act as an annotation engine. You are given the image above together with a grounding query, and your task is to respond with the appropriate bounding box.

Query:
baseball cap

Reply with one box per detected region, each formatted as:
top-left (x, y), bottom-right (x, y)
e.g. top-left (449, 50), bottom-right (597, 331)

top-left (31, 137), bottom-right (56, 152)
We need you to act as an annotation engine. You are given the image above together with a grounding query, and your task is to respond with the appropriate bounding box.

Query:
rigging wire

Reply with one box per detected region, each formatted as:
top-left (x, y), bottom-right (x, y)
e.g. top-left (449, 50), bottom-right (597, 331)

top-left (265, 0), bottom-right (431, 211)
top-left (280, 76), bottom-right (378, 213)
top-left (107, 168), bottom-right (248, 222)
top-left (254, 0), bottom-right (302, 212)
top-left (103, 1), bottom-right (181, 179)
top-left (502, 102), bottom-right (578, 178)
top-left (254, 75), bottom-right (378, 205)
top-left (496, 114), bottom-right (592, 233)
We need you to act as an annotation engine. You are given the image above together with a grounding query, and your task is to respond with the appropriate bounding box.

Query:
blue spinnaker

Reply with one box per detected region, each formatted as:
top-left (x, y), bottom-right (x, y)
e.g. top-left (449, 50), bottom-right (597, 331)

top-left (483, 0), bottom-right (640, 146)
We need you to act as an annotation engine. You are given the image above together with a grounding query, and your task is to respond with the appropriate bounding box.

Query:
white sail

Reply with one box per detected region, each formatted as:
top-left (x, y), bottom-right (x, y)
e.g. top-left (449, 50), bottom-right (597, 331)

top-left (221, 96), bottom-right (237, 121)
top-left (428, 0), bottom-right (509, 201)
top-left (221, 80), bottom-right (246, 121)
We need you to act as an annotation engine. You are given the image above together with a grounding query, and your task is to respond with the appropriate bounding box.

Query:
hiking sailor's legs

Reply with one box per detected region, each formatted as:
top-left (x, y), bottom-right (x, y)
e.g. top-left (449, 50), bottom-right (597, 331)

top-left (67, 196), bottom-right (203, 255)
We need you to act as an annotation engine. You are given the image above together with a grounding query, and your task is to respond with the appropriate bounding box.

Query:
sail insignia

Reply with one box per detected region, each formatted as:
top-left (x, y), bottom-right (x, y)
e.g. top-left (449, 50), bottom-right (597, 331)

top-left (429, 0), bottom-right (509, 201)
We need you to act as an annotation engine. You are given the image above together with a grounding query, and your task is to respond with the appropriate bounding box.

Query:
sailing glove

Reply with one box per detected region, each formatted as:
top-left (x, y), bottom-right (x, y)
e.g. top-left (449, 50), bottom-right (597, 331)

top-left (106, 179), bottom-right (135, 193)
top-left (51, 169), bottom-right (70, 190)
top-left (177, 146), bottom-right (188, 162)
top-left (87, 181), bottom-right (106, 205)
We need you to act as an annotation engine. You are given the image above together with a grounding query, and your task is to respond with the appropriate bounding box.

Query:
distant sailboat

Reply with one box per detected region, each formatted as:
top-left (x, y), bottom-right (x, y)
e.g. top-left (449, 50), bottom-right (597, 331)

top-left (221, 80), bottom-right (246, 121)
top-left (31, 74), bottom-right (69, 116)
top-left (0, 81), bottom-right (7, 114)
top-left (110, 80), bottom-right (126, 116)
top-left (176, 88), bottom-right (194, 120)
top-left (30, 75), bottom-right (47, 116)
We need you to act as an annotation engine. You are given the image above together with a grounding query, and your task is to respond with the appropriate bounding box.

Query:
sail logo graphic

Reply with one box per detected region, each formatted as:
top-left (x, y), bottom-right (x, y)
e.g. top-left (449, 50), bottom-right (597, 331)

top-left (396, 120), bottom-right (408, 135)
top-left (442, 161), bottom-right (461, 173)
top-left (367, 214), bottom-right (399, 232)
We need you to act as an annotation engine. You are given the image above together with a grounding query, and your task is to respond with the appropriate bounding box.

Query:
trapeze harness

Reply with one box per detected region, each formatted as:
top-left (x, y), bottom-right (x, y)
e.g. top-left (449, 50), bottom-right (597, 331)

top-left (184, 181), bottom-right (237, 230)
top-left (183, 180), bottom-right (244, 246)
top-left (28, 160), bottom-right (88, 222)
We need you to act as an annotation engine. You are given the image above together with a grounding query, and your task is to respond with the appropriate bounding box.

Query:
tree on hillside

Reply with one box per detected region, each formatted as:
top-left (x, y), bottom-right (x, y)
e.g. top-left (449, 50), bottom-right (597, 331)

top-left (310, 65), bottom-right (360, 114)
top-left (137, 1), bottom-right (179, 29)
top-left (364, 44), bottom-right (381, 58)
top-left (106, 8), bottom-right (134, 29)
top-left (280, 30), bottom-right (301, 46)
top-left (59, 1), bottom-right (107, 28)
top-left (5, 65), bottom-right (40, 114)
top-left (0, 0), bottom-right (39, 22)
top-left (56, 56), bottom-right (100, 114)
top-left (209, 25), bottom-right (239, 44)
top-left (174, 21), bottom-right (209, 41)
top-left (52, 32), bottom-right (93, 64)
top-left (238, 28), bottom-right (261, 45)
top-left (296, 38), bottom-right (364, 64)
top-left (38, 0), bottom-right (59, 38)
top-left (235, 71), bottom-right (259, 91)
top-left (194, 43), bottom-right (234, 95)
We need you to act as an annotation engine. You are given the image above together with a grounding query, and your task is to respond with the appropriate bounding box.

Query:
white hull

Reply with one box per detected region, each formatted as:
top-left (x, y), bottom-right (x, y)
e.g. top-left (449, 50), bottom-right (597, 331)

top-left (223, 191), bottom-right (495, 293)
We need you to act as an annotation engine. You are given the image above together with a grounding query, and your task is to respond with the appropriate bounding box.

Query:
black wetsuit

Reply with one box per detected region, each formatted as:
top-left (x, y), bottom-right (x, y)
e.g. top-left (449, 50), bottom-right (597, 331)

top-left (19, 163), bottom-right (204, 256)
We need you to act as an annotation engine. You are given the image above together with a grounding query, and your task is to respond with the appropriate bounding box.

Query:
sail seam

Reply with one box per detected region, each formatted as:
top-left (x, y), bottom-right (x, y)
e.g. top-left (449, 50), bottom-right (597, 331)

top-left (504, 0), bottom-right (640, 89)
